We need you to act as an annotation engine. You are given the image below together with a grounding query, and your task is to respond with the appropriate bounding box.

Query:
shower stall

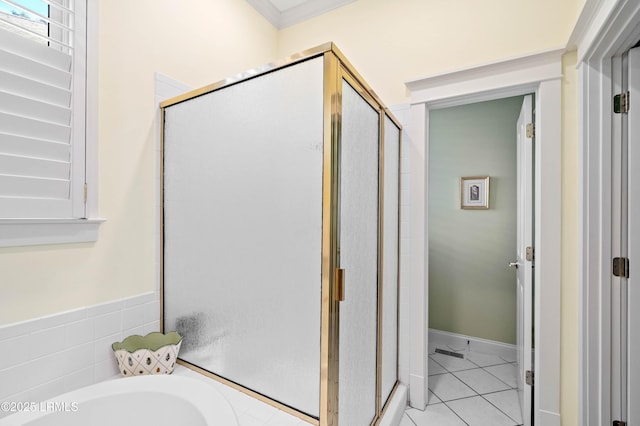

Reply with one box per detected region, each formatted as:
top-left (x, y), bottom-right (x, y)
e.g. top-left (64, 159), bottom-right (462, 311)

top-left (160, 43), bottom-right (401, 426)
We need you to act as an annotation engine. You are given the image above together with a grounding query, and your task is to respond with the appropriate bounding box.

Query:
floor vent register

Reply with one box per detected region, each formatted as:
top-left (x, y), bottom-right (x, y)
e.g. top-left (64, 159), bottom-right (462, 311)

top-left (434, 348), bottom-right (464, 359)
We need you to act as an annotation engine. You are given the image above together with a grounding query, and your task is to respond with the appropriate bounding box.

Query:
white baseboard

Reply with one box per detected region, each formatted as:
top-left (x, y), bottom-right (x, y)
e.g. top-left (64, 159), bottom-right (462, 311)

top-left (429, 328), bottom-right (517, 362)
top-left (538, 409), bottom-right (561, 426)
top-left (378, 384), bottom-right (407, 426)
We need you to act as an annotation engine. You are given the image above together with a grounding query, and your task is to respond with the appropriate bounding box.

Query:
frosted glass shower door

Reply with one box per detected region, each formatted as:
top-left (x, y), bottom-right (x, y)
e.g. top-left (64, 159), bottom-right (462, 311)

top-left (162, 58), bottom-right (324, 418)
top-left (338, 78), bottom-right (380, 425)
top-left (381, 115), bottom-right (400, 406)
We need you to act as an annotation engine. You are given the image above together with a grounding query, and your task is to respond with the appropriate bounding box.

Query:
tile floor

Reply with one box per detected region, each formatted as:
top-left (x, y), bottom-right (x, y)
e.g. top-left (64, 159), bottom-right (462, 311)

top-left (400, 345), bottom-right (524, 426)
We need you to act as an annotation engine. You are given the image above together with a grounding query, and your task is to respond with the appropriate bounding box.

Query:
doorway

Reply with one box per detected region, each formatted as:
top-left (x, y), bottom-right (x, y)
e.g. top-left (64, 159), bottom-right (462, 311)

top-left (403, 48), bottom-right (563, 425)
top-left (424, 95), bottom-right (533, 425)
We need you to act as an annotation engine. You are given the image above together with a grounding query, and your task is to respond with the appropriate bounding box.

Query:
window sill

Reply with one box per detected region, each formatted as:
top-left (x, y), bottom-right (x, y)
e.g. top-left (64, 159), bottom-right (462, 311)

top-left (0, 218), bottom-right (106, 248)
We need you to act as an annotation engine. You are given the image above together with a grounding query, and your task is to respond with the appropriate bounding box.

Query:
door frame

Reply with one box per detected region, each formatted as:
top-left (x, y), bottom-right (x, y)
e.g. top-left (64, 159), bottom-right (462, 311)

top-left (571, 0), bottom-right (640, 424)
top-left (404, 49), bottom-right (563, 425)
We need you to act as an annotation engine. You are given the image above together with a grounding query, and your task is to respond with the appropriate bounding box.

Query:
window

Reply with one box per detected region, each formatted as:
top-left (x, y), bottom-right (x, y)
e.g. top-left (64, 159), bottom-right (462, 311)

top-left (0, 0), bottom-right (101, 247)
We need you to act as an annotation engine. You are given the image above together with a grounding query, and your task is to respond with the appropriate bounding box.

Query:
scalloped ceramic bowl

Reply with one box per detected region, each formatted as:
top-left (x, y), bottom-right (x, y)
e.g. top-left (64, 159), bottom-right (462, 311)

top-left (112, 332), bottom-right (182, 377)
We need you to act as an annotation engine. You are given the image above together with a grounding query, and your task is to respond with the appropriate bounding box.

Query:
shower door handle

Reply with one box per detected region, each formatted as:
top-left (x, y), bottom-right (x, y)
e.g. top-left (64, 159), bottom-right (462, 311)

top-left (335, 268), bottom-right (345, 301)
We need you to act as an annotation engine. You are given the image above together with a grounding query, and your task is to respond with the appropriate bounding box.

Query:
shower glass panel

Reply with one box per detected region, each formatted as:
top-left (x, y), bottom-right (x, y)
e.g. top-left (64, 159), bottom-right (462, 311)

top-left (338, 78), bottom-right (380, 426)
top-left (381, 115), bottom-right (400, 405)
top-left (163, 57), bottom-right (324, 418)
top-left (162, 44), bottom-right (402, 426)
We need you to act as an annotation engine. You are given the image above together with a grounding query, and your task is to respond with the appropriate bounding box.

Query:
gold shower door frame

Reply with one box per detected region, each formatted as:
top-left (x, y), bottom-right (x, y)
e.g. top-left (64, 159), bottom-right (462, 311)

top-left (160, 43), bottom-right (402, 426)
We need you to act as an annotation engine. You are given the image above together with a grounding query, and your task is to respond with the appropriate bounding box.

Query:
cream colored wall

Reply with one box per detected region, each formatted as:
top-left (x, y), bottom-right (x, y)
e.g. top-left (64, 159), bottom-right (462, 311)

top-left (277, 0), bottom-right (583, 105)
top-left (561, 49), bottom-right (579, 426)
top-left (0, 0), bottom-right (278, 325)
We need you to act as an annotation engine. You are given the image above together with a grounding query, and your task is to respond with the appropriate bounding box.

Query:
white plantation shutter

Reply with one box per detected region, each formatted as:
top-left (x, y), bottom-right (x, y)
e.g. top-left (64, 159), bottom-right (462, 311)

top-left (0, 0), bottom-right (86, 219)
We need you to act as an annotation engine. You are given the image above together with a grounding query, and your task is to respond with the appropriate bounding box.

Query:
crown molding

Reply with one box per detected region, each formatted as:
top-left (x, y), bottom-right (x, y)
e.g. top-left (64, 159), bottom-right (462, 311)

top-left (246, 0), bottom-right (356, 29)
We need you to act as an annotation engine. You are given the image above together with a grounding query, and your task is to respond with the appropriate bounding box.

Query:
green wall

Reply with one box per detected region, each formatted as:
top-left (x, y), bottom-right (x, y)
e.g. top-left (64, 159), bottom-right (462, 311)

top-left (428, 96), bottom-right (523, 345)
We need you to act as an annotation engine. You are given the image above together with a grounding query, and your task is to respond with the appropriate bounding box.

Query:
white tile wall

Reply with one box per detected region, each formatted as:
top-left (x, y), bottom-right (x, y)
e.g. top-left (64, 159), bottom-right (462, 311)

top-left (0, 292), bottom-right (160, 419)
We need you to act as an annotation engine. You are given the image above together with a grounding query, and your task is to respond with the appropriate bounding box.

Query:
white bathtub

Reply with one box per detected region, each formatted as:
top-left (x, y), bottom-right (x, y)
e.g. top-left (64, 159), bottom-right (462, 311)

top-left (0, 375), bottom-right (238, 426)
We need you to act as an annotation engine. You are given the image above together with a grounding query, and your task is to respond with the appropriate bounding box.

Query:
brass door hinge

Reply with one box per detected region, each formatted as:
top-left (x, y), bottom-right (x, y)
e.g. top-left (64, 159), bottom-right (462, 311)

top-left (613, 257), bottom-right (629, 278)
top-left (525, 370), bottom-right (534, 386)
top-left (526, 246), bottom-right (534, 262)
top-left (614, 92), bottom-right (630, 113)
top-left (526, 123), bottom-right (535, 138)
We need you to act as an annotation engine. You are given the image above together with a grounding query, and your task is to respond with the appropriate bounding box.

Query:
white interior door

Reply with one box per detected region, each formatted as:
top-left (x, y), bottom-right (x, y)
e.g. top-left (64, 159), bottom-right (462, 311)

top-left (515, 94), bottom-right (534, 426)
top-left (627, 45), bottom-right (640, 426)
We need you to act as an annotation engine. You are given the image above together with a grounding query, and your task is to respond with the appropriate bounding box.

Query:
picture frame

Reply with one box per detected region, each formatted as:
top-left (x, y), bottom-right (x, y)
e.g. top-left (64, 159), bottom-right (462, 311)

top-left (460, 176), bottom-right (489, 209)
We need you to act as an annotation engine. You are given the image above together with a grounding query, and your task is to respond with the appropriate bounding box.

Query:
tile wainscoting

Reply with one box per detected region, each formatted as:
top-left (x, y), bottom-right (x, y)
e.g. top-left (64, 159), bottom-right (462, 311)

top-left (0, 292), bottom-right (160, 418)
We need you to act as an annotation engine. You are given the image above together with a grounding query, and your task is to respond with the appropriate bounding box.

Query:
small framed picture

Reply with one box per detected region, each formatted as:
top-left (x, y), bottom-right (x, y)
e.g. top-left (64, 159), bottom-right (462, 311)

top-left (460, 176), bottom-right (489, 209)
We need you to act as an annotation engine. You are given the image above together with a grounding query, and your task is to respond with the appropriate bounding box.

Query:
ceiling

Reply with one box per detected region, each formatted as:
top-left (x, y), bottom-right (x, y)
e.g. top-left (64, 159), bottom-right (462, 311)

top-left (246, 0), bottom-right (356, 29)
